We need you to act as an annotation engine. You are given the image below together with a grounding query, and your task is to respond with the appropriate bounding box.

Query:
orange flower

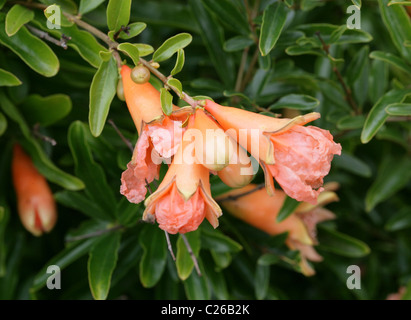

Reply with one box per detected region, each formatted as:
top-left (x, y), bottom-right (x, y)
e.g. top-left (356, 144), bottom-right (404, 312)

top-left (217, 183), bottom-right (338, 276)
top-left (386, 287), bottom-right (406, 300)
top-left (205, 100), bottom-right (341, 204)
top-left (143, 115), bottom-right (222, 234)
top-left (12, 144), bottom-right (57, 236)
top-left (120, 65), bottom-right (188, 204)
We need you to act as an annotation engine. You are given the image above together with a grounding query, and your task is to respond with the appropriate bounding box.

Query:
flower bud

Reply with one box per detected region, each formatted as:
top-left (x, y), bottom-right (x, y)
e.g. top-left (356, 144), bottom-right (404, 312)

top-left (12, 144), bottom-right (57, 236)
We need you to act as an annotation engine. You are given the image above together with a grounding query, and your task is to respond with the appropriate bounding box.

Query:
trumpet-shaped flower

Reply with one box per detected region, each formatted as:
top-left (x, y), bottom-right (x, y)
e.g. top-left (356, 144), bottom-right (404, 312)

top-left (217, 183), bottom-right (338, 276)
top-left (143, 115), bottom-right (222, 234)
top-left (205, 100), bottom-right (341, 204)
top-left (12, 144), bottom-right (57, 236)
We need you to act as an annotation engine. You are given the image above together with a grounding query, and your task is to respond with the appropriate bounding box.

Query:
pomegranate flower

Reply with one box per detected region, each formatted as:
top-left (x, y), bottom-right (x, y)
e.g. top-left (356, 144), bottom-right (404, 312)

top-left (205, 100), bottom-right (341, 204)
top-left (143, 115), bottom-right (222, 234)
top-left (120, 65), bottom-right (187, 204)
top-left (217, 183), bottom-right (338, 276)
top-left (12, 144), bottom-right (57, 236)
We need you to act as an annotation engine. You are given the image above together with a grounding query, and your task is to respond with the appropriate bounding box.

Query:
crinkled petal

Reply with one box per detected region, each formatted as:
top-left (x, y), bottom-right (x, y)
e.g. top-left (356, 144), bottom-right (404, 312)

top-left (155, 184), bottom-right (206, 234)
top-left (147, 118), bottom-right (184, 159)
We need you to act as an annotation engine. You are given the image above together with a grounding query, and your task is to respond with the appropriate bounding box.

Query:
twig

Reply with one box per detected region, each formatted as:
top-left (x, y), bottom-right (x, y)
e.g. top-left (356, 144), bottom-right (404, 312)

top-left (108, 119), bottom-right (133, 153)
top-left (315, 31), bottom-right (360, 114)
top-left (32, 123), bottom-right (57, 146)
top-left (181, 234), bottom-right (202, 277)
top-left (218, 183), bottom-right (265, 203)
top-left (66, 225), bottom-right (124, 242)
top-left (386, 116), bottom-right (411, 122)
top-left (241, 49), bottom-right (259, 92)
top-left (164, 231), bottom-right (176, 261)
top-left (113, 25), bottom-right (130, 41)
top-left (26, 24), bottom-right (70, 49)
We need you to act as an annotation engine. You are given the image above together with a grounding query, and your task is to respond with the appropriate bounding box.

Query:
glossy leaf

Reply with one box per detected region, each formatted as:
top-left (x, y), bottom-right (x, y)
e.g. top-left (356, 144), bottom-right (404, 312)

top-left (117, 43), bottom-right (140, 65)
top-left (365, 156), bottom-right (411, 212)
top-left (255, 264), bottom-right (270, 300)
top-left (139, 225), bottom-right (167, 288)
top-left (0, 91), bottom-right (84, 190)
top-left (370, 51), bottom-right (411, 75)
top-left (336, 115), bottom-right (365, 130)
top-left (160, 88), bottom-right (173, 116)
top-left (133, 43), bottom-right (154, 57)
top-left (269, 94), bottom-right (319, 110)
top-left (190, 0), bottom-right (235, 87)
top-left (201, 228), bottom-right (242, 253)
top-left (106, 0), bottom-right (131, 31)
top-left (259, 1), bottom-right (288, 56)
top-left (20, 94), bottom-right (72, 126)
top-left (318, 226), bottom-right (370, 258)
top-left (79, 0), bottom-right (106, 15)
top-left (0, 69), bottom-right (21, 87)
top-left (5, 5), bottom-right (34, 36)
top-left (351, 0), bottom-right (362, 8)
top-left (88, 232), bottom-right (121, 300)
top-left (183, 259), bottom-right (210, 300)
top-left (333, 153), bottom-right (372, 178)
top-left (68, 121), bottom-right (117, 218)
top-left (224, 36), bottom-right (254, 52)
top-left (89, 55), bottom-right (118, 137)
top-left (0, 14), bottom-right (59, 77)
top-left (346, 45), bottom-right (369, 107)
top-left (170, 49), bottom-right (185, 76)
top-left (43, 4), bottom-right (74, 27)
top-left (0, 112), bottom-right (6, 137)
top-left (361, 89), bottom-right (411, 143)
top-left (385, 207), bottom-right (411, 231)
top-left (176, 232), bottom-right (201, 280)
top-left (39, 0), bottom-right (78, 14)
top-left (277, 196), bottom-right (300, 222)
top-left (167, 78), bottom-right (182, 96)
top-left (153, 33), bottom-right (192, 62)
top-left (117, 22), bottom-right (146, 40)
top-left (385, 103), bottom-right (411, 116)
top-left (378, 0), bottom-right (411, 60)
top-left (369, 59), bottom-right (388, 105)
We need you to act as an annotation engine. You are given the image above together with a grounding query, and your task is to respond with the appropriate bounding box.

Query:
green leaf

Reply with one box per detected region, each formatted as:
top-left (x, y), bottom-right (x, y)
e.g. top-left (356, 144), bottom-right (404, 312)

top-left (5, 5), bottom-right (34, 36)
top-left (0, 69), bottom-right (21, 87)
top-left (203, 0), bottom-right (250, 35)
top-left (0, 14), bottom-right (59, 77)
top-left (139, 225), bottom-right (167, 288)
top-left (167, 78), bottom-right (183, 96)
top-left (39, 0), bottom-right (78, 14)
top-left (347, 45), bottom-right (369, 107)
top-left (269, 94), bottom-right (319, 110)
top-left (170, 49), bottom-right (185, 76)
top-left (385, 207), bottom-right (411, 231)
top-left (133, 43), bottom-right (154, 57)
top-left (183, 259), bottom-right (210, 300)
top-left (119, 22), bottom-right (146, 40)
top-left (153, 33), bottom-right (192, 62)
top-left (255, 264), bottom-right (270, 300)
top-left (106, 0), bottom-right (131, 31)
top-left (385, 103), bottom-right (411, 116)
top-left (378, 0), bottom-right (411, 60)
top-left (190, 0), bottom-right (235, 87)
top-left (31, 237), bottom-right (98, 292)
top-left (160, 88), bottom-right (173, 116)
top-left (365, 156), bottom-right (411, 212)
top-left (258, 53), bottom-right (271, 71)
top-left (176, 232), bottom-right (201, 280)
top-left (117, 43), bottom-right (140, 65)
top-left (0, 91), bottom-right (84, 190)
top-left (68, 121), bottom-right (117, 219)
top-left (88, 232), bottom-right (121, 300)
top-left (259, 1), bottom-right (288, 56)
top-left (0, 112), bottom-right (6, 137)
top-left (318, 226), bottom-right (370, 258)
top-left (370, 51), bottom-right (411, 75)
top-left (361, 89), bottom-right (411, 143)
top-left (369, 59), bottom-right (388, 105)
top-left (224, 36), bottom-right (254, 52)
top-left (89, 55), bottom-right (118, 137)
top-left (54, 190), bottom-right (112, 221)
top-left (79, 0), bottom-right (106, 15)
top-left (210, 250), bottom-right (232, 270)
top-left (351, 0), bottom-right (362, 8)
top-left (201, 228), bottom-right (242, 253)
top-left (257, 253), bottom-right (280, 266)
top-left (0, 0), bottom-right (5, 10)
top-left (203, 257), bottom-right (229, 299)
top-left (19, 94), bottom-right (72, 126)
top-left (276, 196), bottom-right (300, 222)
top-left (336, 115), bottom-right (365, 130)
top-left (300, 0), bottom-right (326, 10)
top-left (297, 24), bottom-right (373, 44)
top-left (116, 197), bottom-right (142, 227)
top-left (333, 153), bottom-right (372, 178)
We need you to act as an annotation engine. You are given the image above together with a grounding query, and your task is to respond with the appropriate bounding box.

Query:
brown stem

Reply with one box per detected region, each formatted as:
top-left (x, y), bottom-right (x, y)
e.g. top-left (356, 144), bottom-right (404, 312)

top-left (32, 123), bottom-right (57, 146)
top-left (66, 225), bottom-right (124, 242)
top-left (241, 48), bottom-right (259, 92)
top-left (315, 31), bottom-right (360, 115)
top-left (26, 25), bottom-right (70, 49)
top-left (181, 234), bottom-right (202, 277)
top-left (164, 231), bottom-right (176, 261)
top-left (108, 119), bottom-right (133, 153)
